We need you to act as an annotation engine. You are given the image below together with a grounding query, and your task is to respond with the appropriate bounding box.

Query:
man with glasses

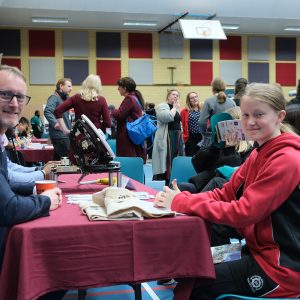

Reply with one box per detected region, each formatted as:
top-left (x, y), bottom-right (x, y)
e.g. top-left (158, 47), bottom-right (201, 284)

top-left (0, 65), bottom-right (66, 300)
top-left (44, 78), bottom-right (73, 160)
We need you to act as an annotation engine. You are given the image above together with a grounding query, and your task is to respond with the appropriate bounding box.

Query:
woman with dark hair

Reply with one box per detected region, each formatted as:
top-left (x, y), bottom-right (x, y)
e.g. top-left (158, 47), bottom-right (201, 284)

top-left (113, 77), bottom-right (146, 161)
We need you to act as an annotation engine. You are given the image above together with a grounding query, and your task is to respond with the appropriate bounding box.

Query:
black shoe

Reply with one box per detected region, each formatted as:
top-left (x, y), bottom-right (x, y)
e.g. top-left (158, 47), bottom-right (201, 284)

top-left (157, 279), bottom-right (176, 285)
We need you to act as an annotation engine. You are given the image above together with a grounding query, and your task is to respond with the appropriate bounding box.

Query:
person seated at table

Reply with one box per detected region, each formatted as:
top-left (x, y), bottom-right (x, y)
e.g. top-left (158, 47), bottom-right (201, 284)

top-left (6, 152), bottom-right (58, 186)
top-left (16, 116), bottom-right (30, 138)
top-left (54, 74), bottom-right (111, 134)
top-left (0, 65), bottom-right (66, 300)
top-left (31, 109), bottom-right (44, 138)
top-left (155, 83), bottom-right (300, 299)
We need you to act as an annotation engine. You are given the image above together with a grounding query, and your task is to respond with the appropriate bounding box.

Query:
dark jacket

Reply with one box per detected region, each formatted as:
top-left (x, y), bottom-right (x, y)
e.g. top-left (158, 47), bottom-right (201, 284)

top-left (0, 150), bottom-right (50, 267)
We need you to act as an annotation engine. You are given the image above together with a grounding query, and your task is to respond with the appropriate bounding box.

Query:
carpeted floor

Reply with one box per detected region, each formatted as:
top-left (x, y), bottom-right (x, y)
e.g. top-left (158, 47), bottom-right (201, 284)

top-left (64, 281), bottom-right (175, 299)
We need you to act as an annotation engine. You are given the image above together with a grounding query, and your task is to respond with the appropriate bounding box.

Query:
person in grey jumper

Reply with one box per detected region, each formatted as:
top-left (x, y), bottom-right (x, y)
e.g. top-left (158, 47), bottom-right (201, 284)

top-left (199, 77), bottom-right (236, 147)
top-left (44, 78), bottom-right (73, 160)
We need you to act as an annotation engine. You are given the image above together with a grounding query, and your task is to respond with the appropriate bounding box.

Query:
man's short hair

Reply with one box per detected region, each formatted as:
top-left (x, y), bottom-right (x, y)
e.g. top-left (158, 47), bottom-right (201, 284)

top-left (0, 64), bottom-right (26, 83)
top-left (56, 78), bottom-right (72, 90)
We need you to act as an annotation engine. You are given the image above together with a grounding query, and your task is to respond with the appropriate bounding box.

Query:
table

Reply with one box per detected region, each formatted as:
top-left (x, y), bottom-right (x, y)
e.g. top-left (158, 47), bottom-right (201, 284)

top-left (17, 146), bottom-right (54, 163)
top-left (31, 138), bottom-right (49, 144)
top-left (0, 174), bottom-right (215, 300)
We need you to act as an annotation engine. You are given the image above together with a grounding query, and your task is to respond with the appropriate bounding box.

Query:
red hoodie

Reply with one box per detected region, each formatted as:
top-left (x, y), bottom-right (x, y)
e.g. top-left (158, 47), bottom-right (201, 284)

top-left (172, 132), bottom-right (300, 294)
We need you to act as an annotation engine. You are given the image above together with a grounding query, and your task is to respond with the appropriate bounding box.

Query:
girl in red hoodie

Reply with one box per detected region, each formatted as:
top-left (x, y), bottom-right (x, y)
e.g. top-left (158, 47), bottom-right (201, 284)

top-left (155, 83), bottom-right (300, 299)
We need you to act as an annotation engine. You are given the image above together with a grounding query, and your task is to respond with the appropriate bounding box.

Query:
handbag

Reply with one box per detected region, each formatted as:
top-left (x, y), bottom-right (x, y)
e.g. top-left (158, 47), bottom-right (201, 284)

top-left (126, 96), bottom-right (157, 145)
top-left (126, 114), bottom-right (157, 145)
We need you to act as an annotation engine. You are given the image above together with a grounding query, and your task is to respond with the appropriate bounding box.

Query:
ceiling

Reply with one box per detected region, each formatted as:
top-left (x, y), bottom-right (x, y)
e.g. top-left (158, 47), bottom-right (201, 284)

top-left (1, 0), bottom-right (300, 36)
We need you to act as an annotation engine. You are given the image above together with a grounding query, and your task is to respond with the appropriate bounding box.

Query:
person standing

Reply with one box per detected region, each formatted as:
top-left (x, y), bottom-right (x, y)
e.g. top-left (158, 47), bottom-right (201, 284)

top-left (180, 92), bottom-right (202, 156)
top-left (113, 77), bottom-right (146, 162)
top-left (199, 77), bottom-right (236, 150)
top-left (44, 78), bottom-right (72, 160)
top-left (54, 74), bottom-right (111, 134)
top-left (30, 110), bottom-right (44, 138)
top-left (233, 77), bottom-right (248, 106)
top-left (152, 89), bottom-right (184, 183)
top-left (155, 83), bottom-right (300, 299)
top-left (0, 65), bottom-right (65, 300)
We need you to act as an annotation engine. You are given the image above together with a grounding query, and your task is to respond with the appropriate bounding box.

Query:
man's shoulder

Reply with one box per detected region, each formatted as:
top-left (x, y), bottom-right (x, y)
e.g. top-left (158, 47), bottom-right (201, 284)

top-left (47, 93), bottom-right (60, 103)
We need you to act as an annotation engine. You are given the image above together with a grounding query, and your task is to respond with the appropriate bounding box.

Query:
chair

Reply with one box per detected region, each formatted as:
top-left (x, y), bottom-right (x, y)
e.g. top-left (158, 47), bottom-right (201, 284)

top-left (145, 180), bottom-right (165, 191)
top-left (106, 139), bottom-right (116, 155)
top-left (215, 294), bottom-right (296, 300)
top-left (170, 156), bottom-right (197, 183)
top-left (113, 156), bottom-right (144, 183)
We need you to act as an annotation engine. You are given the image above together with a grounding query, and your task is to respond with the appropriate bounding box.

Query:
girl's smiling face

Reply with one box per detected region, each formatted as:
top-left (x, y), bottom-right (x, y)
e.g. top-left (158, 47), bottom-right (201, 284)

top-left (240, 95), bottom-right (286, 146)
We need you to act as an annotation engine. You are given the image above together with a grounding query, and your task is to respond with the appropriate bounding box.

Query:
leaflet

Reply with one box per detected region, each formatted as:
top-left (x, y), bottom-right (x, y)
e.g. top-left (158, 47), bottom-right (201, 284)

top-left (215, 119), bottom-right (247, 142)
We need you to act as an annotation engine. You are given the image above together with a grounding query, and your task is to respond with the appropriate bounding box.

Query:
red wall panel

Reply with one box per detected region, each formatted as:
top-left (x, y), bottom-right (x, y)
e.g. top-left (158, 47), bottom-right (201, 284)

top-left (1, 58), bottom-right (21, 70)
top-left (276, 63), bottom-right (296, 86)
top-left (219, 36), bottom-right (241, 60)
top-left (128, 33), bottom-right (152, 58)
top-left (97, 60), bottom-right (121, 85)
top-left (190, 61), bottom-right (213, 85)
top-left (29, 30), bottom-right (55, 57)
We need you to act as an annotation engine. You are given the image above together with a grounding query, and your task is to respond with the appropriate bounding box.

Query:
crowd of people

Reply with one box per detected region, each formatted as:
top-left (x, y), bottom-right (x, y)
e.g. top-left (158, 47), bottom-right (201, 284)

top-left (2, 62), bottom-right (300, 298)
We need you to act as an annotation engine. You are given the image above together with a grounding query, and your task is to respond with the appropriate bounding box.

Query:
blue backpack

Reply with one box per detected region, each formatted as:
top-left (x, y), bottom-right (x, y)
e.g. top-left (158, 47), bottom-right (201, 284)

top-left (126, 97), bottom-right (157, 145)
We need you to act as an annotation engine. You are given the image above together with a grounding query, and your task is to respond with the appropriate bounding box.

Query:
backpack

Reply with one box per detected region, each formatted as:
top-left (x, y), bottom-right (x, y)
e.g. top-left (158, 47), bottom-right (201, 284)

top-left (126, 97), bottom-right (157, 145)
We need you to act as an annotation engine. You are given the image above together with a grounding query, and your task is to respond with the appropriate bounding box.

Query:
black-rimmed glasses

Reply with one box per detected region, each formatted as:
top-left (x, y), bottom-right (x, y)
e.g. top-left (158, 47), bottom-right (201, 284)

top-left (0, 90), bottom-right (31, 105)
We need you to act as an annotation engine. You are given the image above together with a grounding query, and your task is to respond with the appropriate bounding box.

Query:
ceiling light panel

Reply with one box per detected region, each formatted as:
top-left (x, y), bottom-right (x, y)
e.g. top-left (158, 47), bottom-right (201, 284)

top-left (32, 17), bottom-right (69, 24)
top-left (123, 21), bottom-right (157, 27)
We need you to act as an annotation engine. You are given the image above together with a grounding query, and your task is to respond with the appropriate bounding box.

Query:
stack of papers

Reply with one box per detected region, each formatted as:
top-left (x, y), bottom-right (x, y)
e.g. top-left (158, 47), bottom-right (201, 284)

top-left (66, 192), bottom-right (154, 204)
top-left (79, 187), bottom-right (174, 221)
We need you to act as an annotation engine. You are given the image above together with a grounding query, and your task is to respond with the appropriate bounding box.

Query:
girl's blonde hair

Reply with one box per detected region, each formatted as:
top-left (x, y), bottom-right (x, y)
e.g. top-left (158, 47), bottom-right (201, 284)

top-left (242, 83), bottom-right (296, 134)
top-left (211, 77), bottom-right (227, 104)
top-left (80, 74), bottom-right (102, 101)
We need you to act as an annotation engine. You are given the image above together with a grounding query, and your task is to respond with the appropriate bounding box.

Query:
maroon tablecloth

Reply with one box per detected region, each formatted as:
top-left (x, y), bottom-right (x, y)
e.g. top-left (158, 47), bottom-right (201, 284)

top-left (0, 174), bottom-right (215, 300)
top-left (31, 138), bottom-right (49, 144)
top-left (17, 147), bottom-right (54, 163)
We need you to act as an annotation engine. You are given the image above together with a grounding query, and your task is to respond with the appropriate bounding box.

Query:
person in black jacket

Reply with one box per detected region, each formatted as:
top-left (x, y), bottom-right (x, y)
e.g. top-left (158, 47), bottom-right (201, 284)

top-left (287, 78), bottom-right (300, 105)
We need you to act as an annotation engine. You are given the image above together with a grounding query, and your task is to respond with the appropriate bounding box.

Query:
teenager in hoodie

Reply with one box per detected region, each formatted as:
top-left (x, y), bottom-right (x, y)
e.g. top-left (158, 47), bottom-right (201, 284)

top-left (155, 83), bottom-right (300, 299)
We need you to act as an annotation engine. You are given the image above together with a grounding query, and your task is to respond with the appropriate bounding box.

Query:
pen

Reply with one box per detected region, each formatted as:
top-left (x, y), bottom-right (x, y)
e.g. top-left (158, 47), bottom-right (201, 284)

top-left (79, 179), bottom-right (101, 185)
top-left (79, 178), bottom-right (116, 185)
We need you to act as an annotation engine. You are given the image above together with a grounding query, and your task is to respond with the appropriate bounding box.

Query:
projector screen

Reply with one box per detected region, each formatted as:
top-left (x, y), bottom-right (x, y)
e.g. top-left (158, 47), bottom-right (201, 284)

top-left (179, 19), bottom-right (227, 40)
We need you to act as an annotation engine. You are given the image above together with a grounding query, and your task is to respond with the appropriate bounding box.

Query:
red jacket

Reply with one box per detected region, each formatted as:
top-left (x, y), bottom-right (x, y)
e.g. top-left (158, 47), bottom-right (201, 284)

top-left (180, 108), bottom-right (190, 143)
top-left (172, 133), bottom-right (300, 295)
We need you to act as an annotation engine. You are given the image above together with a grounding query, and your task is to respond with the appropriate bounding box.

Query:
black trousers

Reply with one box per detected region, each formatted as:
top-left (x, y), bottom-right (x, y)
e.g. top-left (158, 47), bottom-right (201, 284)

top-left (190, 255), bottom-right (278, 300)
top-left (38, 290), bottom-right (67, 300)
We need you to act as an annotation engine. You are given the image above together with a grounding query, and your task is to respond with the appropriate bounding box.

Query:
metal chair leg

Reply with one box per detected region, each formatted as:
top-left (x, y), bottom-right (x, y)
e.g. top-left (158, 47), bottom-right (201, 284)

top-left (129, 283), bottom-right (142, 300)
top-left (78, 289), bottom-right (87, 300)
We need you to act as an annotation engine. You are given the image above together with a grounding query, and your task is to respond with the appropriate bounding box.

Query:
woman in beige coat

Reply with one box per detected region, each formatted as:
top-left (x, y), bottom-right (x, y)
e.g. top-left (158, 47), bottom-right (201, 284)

top-left (152, 89), bottom-right (184, 184)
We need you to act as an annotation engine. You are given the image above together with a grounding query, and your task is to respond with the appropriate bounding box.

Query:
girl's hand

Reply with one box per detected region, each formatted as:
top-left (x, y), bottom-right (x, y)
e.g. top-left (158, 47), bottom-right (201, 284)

top-left (154, 179), bottom-right (181, 209)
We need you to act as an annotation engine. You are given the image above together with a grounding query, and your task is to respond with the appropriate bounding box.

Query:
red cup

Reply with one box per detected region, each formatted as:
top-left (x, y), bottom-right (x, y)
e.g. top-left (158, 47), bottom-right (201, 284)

top-left (35, 180), bottom-right (56, 194)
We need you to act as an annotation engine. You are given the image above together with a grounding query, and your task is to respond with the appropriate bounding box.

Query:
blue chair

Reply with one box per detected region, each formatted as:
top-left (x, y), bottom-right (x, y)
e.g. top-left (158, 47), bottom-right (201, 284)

top-left (106, 139), bottom-right (116, 155)
top-left (170, 156), bottom-right (197, 183)
top-left (113, 156), bottom-right (144, 183)
top-left (215, 294), bottom-right (296, 300)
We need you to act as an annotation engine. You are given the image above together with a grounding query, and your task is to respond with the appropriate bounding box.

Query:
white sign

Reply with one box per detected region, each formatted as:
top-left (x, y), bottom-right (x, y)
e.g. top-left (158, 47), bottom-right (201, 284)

top-left (179, 19), bottom-right (227, 40)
